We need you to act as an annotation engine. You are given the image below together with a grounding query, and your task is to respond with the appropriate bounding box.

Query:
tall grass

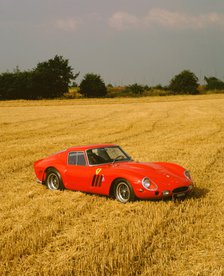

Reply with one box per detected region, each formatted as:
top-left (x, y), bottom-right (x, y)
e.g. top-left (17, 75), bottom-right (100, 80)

top-left (0, 94), bottom-right (224, 275)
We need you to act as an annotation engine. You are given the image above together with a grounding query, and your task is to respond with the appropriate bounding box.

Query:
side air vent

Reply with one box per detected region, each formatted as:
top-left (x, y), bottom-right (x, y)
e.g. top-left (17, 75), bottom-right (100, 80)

top-left (91, 174), bottom-right (103, 187)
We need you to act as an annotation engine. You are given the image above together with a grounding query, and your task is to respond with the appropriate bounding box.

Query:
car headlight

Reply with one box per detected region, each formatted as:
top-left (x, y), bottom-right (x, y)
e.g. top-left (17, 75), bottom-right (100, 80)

top-left (142, 177), bottom-right (158, 191)
top-left (184, 170), bottom-right (191, 180)
top-left (142, 177), bottom-right (150, 189)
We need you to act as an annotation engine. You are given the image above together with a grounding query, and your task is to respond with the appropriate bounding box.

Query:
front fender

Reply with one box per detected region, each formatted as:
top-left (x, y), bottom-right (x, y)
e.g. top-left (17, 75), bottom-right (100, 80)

top-left (108, 172), bottom-right (142, 196)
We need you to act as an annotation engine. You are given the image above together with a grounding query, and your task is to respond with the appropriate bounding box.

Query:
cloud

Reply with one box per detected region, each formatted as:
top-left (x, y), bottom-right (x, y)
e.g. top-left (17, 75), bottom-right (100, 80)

top-left (145, 9), bottom-right (224, 29)
top-left (109, 9), bottom-right (224, 31)
top-left (108, 12), bottom-right (139, 31)
top-left (52, 13), bottom-right (102, 32)
top-left (54, 18), bottom-right (81, 32)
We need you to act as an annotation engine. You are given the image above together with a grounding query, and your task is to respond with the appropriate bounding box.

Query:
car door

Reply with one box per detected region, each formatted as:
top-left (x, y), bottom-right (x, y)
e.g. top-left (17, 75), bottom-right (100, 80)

top-left (64, 151), bottom-right (93, 192)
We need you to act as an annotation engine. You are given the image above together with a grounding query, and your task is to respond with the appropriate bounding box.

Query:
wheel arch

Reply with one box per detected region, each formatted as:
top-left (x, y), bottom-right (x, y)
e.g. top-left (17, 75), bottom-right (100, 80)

top-left (109, 177), bottom-right (133, 197)
top-left (43, 166), bottom-right (60, 183)
top-left (44, 166), bottom-right (65, 190)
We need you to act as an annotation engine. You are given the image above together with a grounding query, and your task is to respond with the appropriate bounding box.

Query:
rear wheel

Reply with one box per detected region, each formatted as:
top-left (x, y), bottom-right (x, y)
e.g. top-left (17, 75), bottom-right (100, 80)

top-left (46, 169), bottom-right (64, 190)
top-left (114, 179), bottom-right (135, 203)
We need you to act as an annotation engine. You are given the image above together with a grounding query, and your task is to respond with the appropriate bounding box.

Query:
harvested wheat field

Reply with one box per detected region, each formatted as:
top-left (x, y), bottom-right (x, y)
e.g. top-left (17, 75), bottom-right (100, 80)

top-left (0, 94), bottom-right (224, 276)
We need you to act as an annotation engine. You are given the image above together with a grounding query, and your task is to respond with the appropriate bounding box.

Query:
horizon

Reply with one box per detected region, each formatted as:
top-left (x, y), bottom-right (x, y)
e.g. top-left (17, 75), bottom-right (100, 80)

top-left (1, 0), bottom-right (224, 86)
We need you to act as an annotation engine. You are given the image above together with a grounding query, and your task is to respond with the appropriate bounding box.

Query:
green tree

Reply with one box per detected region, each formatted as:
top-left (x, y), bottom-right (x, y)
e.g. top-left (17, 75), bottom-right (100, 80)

top-left (79, 73), bottom-right (107, 98)
top-left (0, 55), bottom-right (79, 100)
top-left (0, 71), bottom-right (33, 100)
top-left (204, 76), bottom-right (224, 90)
top-left (33, 55), bottom-right (79, 98)
top-left (169, 70), bottom-right (199, 94)
top-left (126, 83), bottom-right (145, 95)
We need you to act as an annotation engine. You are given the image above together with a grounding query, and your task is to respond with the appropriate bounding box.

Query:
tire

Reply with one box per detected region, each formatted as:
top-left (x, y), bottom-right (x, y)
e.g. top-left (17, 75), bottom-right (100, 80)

top-left (45, 169), bottom-right (64, 191)
top-left (114, 179), bottom-right (135, 203)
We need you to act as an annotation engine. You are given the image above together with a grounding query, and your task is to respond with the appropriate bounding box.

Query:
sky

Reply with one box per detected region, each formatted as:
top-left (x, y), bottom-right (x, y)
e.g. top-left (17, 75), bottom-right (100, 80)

top-left (1, 0), bottom-right (224, 85)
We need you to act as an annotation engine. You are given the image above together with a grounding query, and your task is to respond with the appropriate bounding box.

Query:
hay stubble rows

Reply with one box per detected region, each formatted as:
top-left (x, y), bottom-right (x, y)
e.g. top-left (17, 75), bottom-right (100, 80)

top-left (0, 95), bottom-right (224, 275)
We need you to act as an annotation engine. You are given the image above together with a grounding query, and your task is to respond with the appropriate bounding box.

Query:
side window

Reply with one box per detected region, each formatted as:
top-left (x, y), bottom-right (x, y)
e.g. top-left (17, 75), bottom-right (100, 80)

top-left (68, 152), bottom-right (86, 166)
top-left (77, 153), bottom-right (86, 166)
top-left (68, 152), bottom-right (76, 165)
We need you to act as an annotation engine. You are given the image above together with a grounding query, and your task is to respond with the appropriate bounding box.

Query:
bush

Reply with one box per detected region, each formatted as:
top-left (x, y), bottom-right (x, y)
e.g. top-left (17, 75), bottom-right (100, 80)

top-left (33, 55), bottom-right (79, 99)
top-left (79, 73), bottom-right (107, 98)
top-left (125, 83), bottom-right (145, 96)
top-left (0, 55), bottom-right (78, 100)
top-left (204, 76), bottom-right (224, 91)
top-left (0, 71), bottom-right (34, 100)
top-left (169, 70), bottom-right (199, 94)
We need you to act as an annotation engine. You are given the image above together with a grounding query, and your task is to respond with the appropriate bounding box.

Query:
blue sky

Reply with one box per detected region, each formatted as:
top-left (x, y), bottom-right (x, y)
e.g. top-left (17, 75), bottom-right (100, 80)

top-left (1, 0), bottom-right (224, 85)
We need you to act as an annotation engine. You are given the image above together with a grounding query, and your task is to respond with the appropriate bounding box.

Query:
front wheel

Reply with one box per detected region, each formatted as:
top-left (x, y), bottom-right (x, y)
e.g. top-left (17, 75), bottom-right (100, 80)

top-left (115, 180), bottom-right (135, 203)
top-left (46, 169), bottom-right (64, 190)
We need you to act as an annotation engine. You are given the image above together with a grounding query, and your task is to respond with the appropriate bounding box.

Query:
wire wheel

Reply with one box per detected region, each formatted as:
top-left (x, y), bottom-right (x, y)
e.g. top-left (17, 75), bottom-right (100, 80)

top-left (46, 169), bottom-right (63, 190)
top-left (115, 181), bottom-right (134, 203)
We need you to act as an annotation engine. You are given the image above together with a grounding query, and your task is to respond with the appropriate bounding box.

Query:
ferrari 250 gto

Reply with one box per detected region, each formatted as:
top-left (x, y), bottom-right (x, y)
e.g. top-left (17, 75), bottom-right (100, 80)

top-left (34, 144), bottom-right (193, 203)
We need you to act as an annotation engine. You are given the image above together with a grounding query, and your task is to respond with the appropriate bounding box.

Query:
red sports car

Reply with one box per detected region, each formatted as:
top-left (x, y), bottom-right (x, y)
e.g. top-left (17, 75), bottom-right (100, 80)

top-left (34, 144), bottom-right (193, 203)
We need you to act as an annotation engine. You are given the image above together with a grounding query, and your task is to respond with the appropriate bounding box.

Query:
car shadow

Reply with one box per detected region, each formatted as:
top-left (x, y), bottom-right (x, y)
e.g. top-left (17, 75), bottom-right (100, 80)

top-left (188, 186), bottom-right (209, 199)
top-left (65, 185), bottom-right (209, 202)
top-left (135, 186), bottom-right (209, 203)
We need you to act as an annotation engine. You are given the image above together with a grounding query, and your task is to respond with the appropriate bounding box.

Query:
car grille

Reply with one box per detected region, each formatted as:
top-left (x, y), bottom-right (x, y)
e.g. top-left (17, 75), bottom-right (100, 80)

top-left (173, 186), bottom-right (188, 193)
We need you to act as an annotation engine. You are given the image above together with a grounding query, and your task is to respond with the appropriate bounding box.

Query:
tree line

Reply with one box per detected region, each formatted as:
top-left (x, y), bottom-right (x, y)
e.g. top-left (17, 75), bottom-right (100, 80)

top-left (0, 55), bottom-right (224, 100)
top-left (0, 56), bottom-right (79, 100)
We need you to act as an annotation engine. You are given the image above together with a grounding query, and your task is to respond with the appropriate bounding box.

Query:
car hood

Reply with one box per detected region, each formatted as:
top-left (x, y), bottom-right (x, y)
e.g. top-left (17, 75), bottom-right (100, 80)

top-left (111, 161), bottom-right (189, 187)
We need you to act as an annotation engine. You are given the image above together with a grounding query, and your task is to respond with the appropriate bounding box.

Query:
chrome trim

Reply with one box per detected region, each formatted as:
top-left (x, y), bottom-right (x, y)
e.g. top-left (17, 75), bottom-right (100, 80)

top-left (188, 184), bottom-right (193, 191)
top-left (184, 170), bottom-right (191, 180)
top-left (142, 177), bottom-right (158, 191)
top-left (36, 179), bottom-right (43, 184)
top-left (162, 190), bottom-right (170, 196)
top-left (67, 151), bottom-right (87, 166)
top-left (142, 177), bottom-right (151, 190)
top-left (85, 146), bottom-right (131, 166)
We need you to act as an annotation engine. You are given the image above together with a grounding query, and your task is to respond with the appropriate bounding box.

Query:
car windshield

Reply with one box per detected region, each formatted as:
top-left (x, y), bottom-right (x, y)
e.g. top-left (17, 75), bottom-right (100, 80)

top-left (87, 146), bottom-right (131, 165)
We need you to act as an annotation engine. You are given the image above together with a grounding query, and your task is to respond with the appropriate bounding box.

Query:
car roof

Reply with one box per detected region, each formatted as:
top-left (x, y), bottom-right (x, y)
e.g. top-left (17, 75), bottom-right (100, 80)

top-left (67, 144), bottom-right (118, 152)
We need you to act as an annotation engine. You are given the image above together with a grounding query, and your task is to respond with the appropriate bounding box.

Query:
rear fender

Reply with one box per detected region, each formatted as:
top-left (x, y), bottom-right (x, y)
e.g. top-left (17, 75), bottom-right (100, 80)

top-left (43, 166), bottom-right (65, 183)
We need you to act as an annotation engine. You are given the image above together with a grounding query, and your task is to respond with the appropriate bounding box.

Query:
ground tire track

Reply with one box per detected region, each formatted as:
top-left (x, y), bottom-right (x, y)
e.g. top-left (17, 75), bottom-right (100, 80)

top-left (123, 146), bottom-right (224, 276)
top-left (109, 110), bottom-right (171, 144)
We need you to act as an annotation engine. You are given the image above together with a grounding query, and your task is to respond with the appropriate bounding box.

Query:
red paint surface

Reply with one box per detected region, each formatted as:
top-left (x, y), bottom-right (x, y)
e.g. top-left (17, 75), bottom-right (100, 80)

top-left (34, 144), bottom-right (193, 199)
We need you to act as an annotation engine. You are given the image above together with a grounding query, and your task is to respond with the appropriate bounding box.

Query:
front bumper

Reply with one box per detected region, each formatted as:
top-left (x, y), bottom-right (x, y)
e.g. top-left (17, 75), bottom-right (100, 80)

top-left (135, 184), bottom-right (194, 200)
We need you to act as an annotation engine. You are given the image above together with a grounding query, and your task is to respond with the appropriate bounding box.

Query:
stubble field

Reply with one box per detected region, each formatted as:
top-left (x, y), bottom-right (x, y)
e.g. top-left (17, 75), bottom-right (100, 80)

top-left (0, 94), bottom-right (224, 275)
